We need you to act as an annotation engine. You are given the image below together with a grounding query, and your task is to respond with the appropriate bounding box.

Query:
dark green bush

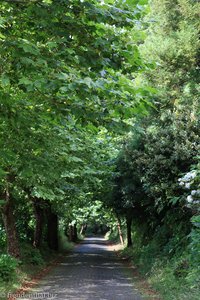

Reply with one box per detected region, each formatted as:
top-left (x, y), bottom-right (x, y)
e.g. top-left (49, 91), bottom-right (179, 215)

top-left (174, 259), bottom-right (189, 278)
top-left (0, 225), bottom-right (6, 252)
top-left (186, 215), bottom-right (200, 286)
top-left (0, 254), bottom-right (19, 282)
top-left (21, 244), bottom-right (44, 266)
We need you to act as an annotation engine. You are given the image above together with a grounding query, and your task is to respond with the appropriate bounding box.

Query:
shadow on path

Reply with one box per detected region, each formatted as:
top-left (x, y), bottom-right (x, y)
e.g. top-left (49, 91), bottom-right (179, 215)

top-left (20, 237), bottom-right (142, 300)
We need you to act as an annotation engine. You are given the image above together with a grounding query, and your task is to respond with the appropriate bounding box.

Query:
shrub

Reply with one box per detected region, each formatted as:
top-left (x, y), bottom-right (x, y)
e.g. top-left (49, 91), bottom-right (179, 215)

top-left (0, 225), bottom-right (6, 252)
top-left (0, 254), bottom-right (19, 282)
top-left (186, 215), bottom-right (200, 286)
top-left (58, 230), bottom-right (74, 253)
top-left (174, 259), bottom-right (189, 278)
top-left (21, 244), bottom-right (44, 266)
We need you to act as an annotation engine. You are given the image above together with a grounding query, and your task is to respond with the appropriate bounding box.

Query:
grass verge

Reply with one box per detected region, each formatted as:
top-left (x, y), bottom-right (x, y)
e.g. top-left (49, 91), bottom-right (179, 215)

top-left (0, 237), bottom-right (74, 300)
top-left (120, 247), bottom-right (200, 300)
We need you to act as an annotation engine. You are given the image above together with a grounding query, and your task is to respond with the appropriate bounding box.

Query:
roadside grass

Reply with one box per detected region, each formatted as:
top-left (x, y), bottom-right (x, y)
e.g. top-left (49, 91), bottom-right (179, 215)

top-left (120, 247), bottom-right (200, 300)
top-left (0, 259), bottom-right (45, 300)
top-left (149, 261), bottom-right (200, 300)
top-left (58, 230), bottom-right (75, 253)
top-left (107, 227), bottom-right (199, 300)
top-left (0, 232), bottom-right (74, 299)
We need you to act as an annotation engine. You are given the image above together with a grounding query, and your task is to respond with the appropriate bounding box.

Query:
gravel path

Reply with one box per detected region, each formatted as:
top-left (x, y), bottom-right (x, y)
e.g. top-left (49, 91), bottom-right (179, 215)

top-left (19, 237), bottom-right (143, 300)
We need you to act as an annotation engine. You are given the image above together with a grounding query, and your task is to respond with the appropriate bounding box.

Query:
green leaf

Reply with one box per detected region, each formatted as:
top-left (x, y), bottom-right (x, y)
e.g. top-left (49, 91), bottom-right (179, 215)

top-left (0, 32), bottom-right (5, 40)
top-left (81, 77), bottom-right (94, 88)
top-left (69, 156), bottom-right (83, 163)
top-left (19, 78), bottom-right (33, 85)
top-left (138, 0), bottom-right (148, 5)
top-left (1, 75), bottom-right (10, 87)
top-left (0, 200), bottom-right (6, 206)
top-left (18, 40), bottom-right (39, 55)
top-left (56, 73), bottom-right (69, 80)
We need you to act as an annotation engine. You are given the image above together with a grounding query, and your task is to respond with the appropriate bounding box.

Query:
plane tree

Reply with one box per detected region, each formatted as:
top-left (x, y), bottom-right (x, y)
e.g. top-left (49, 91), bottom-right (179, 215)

top-left (0, 0), bottom-right (150, 257)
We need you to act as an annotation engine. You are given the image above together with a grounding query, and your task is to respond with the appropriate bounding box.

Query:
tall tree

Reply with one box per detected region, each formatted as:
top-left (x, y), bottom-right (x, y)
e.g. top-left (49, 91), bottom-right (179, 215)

top-left (0, 0), bottom-right (149, 256)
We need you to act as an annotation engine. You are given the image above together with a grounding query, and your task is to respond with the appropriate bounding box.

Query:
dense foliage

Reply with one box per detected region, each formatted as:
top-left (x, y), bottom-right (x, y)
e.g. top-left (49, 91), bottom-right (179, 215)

top-left (107, 0), bottom-right (200, 295)
top-left (0, 0), bottom-right (148, 268)
top-left (0, 0), bottom-right (199, 298)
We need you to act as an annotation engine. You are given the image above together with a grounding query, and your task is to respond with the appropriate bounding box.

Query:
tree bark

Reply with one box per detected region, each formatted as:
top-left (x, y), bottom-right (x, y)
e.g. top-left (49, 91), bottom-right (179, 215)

top-left (126, 213), bottom-right (133, 247)
top-left (69, 224), bottom-right (73, 242)
top-left (32, 198), bottom-right (44, 248)
top-left (69, 223), bottom-right (78, 242)
top-left (1, 186), bottom-right (20, 258)
top-left (73, 223), bottom-right (78, 242)
top-left (47, 204), bottom-right (58, 251)
top-left (117, 216), bottom-right (124, 245)
top-left (80, 224), bottom-right (87, 235)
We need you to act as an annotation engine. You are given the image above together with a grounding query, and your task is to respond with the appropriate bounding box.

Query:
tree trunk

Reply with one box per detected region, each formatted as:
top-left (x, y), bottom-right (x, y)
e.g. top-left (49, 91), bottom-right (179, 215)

top-left (69, 223), bottom-right (78, 242)
top-left (126, 213), bottom-right (133, 247)
top-left (47, 205), bottom-right (58, 251)
top-left (80, 224), bottom-right (87, 235)
top-left (33, 198), bottom-right (44, 248)
top-left (69, 224), bottom-right (73, 242)
top-left (80, 224), bottom-right (84, 235)
top-left (1, 187), bottom-right (20, 258)
top-left (117, 216), bottom-right (124, 245)
top-left (73, 223), bottom-right (78, 242)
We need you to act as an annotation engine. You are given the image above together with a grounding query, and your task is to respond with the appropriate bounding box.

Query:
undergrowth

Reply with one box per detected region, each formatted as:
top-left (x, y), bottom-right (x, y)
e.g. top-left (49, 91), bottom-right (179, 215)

top-left (0, 230), bottom-right (74, 299)
top-left (120, 224), bottom-right (200, 300)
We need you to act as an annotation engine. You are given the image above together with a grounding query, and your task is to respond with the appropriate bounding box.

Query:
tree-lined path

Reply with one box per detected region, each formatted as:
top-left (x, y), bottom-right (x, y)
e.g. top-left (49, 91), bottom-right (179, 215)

top-left (21, 237), bottom-right (142, 300)
top-left (0, 0), bottom-right (199, 299)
